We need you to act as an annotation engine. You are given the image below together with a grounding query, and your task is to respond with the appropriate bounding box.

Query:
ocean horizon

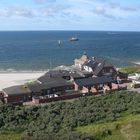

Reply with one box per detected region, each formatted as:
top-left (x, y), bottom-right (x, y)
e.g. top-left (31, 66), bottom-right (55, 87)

top-left (0, 31), bottom-right (140, 71)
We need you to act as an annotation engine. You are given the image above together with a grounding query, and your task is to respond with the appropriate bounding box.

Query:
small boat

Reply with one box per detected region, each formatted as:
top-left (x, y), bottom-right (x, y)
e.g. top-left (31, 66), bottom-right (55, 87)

top-left (70, 37), bottom-right (79, 41)
top-left (58, 40), bottom-right (61, 45)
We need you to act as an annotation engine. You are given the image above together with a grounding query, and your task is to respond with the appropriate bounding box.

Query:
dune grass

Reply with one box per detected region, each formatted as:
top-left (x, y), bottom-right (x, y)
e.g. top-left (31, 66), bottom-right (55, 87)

top-left (76, 114), bottom-right (140, 140)
top-left (0, 130), bottom-right (22, 140)
top-left (119, 66), bottom-right (140, 74)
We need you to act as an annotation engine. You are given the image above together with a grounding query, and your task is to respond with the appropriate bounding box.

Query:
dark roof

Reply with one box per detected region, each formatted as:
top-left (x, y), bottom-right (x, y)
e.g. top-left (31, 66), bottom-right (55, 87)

top-left (70, 72), bottom-right (84, 78)
top-left (41, 78), bottom-right (73, 88)
top-left (74, 76), bottom-right (114, 87)
top-left (28, 78), bottom-right (73, 93)
top-left (3, 85), bottom-right (31, 96)
top-left (118, 71), bottom-right (128, 78)
top-left (93, 59), bottom-right (115, 76)
top-left (27, 83), bottom-right (43, 93)
top-left (38, 70), bottom-right (83, 83)
top-left (84, 60), bottom-right (98, 71)
top-left (83, 58), bottom-right (115, 76)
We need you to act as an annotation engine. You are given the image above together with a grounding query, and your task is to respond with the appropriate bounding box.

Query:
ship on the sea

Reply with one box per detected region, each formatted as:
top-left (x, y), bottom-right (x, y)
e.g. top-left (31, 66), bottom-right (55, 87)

top-left (70, 37), bottom-right (79, 41)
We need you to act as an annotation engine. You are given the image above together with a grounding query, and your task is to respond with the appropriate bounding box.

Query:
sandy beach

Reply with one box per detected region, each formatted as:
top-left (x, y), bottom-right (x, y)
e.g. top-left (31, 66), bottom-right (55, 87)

top-left (0, 72), bottom-right (45, 91)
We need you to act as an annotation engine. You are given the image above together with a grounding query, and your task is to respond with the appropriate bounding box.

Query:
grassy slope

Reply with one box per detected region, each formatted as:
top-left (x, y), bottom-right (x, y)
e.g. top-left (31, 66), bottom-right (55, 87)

top-left (76, 114), bottom-right (140, 140)
top-left (119, 66), bottom-right (140, 74)
top-left (1, 114), bottom-right (139, 140)
top-left (0, 131), bottom-right (21, 140)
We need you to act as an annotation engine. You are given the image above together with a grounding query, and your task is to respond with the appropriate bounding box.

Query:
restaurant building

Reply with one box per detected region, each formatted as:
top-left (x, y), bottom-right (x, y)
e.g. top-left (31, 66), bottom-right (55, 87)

top-left (0, 54), bottom-right (127, 105)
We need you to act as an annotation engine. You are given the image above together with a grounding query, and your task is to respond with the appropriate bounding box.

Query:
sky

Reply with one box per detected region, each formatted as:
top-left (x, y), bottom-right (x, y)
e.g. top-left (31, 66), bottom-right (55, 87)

top-left (0, 0), bottom-right (140, 31)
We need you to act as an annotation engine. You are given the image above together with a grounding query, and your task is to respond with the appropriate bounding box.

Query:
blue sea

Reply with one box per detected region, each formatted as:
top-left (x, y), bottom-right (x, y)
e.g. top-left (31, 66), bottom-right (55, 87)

top-left (0, 31), bottom-right (140, 71)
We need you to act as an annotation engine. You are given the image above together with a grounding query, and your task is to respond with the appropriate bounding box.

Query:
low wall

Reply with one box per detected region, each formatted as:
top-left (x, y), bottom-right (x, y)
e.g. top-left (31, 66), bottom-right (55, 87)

top-left (32, 93), bottom-right (85, 104)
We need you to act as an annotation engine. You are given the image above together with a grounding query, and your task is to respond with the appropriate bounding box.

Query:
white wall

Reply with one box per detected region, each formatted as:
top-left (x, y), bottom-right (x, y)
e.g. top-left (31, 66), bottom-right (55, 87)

top-left (83, 66), bottom-right (93, 72)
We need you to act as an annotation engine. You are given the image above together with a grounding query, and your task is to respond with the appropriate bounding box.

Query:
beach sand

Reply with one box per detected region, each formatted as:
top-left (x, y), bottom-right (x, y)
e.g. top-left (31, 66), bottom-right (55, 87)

top-left (0, 72), bottom-right (45, 91)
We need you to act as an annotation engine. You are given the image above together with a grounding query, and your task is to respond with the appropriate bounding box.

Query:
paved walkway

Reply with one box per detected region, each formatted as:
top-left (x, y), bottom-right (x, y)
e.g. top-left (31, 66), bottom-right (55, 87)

top-left (120, 83), bottom-right (140, 93)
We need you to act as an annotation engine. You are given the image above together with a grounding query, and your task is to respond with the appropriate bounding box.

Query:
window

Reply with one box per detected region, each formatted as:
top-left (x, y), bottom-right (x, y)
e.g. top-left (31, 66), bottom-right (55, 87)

top-left (47, 89), bottom-right (50, 94)
top-left (52, 88), bottom-right (56, 92)
top-left (23, 95), bottom-right (27, 101)
top-left (110, 69), bottom-right (113, 73)
top-left (99, 84), bottom-right (103, 88)
top-left (102, 69), bottom-right (105, 74)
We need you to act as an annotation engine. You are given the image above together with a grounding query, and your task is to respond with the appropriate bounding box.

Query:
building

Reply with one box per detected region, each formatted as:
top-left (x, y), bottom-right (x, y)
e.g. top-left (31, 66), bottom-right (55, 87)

top-left (37, 69), bottom-right (84, 83)
top-left (2, 85), bottom-right (31, 104)
top-left (74, 76), bottom-right (118, 94)
top-left (74, 53), bottom-right (89, 69)
top-left (0, 54), bottom-right (126, 105)
top-left (75, 54), bottom-right (118, 79)
top-left (82, 58), bottom-right (97, 72)
top-left (1, 77), bottom-right (75, 104)
top-left (117, 71), bottom-right (128, 83)
top-left (0, 70), bottom-right (83, 104)
top-left (28, 77), bottom-right (74, 97)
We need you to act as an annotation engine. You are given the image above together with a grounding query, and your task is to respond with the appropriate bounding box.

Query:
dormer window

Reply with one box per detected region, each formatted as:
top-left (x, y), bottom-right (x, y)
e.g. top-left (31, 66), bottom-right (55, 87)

top-left (98, 63), bottom-right (101, 67)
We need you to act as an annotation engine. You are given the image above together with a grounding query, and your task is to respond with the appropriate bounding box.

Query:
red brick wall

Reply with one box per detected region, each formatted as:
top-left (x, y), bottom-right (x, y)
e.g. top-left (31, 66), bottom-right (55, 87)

top-left (90, 87), bottom-right (97, 94)
top-left (32, 93), bottom-right (83, 104)
top-left (5, 95), bottom-right (23, 103)
top-left (111, 83), bottom-right (119, 90)
top-left (5, 94), bottom-right (30, 104)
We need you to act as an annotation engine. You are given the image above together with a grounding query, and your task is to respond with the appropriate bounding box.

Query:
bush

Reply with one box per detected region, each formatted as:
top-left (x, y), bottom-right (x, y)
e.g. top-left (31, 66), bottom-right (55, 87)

top-left (0, 91), bottom-right (139, 139)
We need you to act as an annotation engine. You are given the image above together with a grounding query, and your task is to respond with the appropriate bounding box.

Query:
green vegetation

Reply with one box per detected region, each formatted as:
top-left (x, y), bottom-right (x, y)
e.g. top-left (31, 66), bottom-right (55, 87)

top-left (119, 66), bottom-right (140, 74)
top-left (77, 114), bottom-right (140, 140)
top-left (0, 91), bottom-right (139, 140)
top-left (0, 130), bottom-right (21, 140)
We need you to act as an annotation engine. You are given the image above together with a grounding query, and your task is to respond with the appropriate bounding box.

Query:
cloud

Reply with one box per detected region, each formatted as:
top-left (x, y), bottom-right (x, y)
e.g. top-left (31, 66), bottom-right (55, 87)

top-left (0, 4), bottom-right (70, 19)
top-left (91, 1), bottom-right (140, 19)
top-left (0, 9), bottom-right (9, 17)
top-left (95, 5), bottom-right (106, 14)
top-left (120, 6), bottom-right (137, 12)
top-left (0, 6), bottom-right (36, 18)
top-left (109, 2), bottom-right (138, 12)
top-left (11, 6), bottom-right (35, 17)
top-left (93, 5), bottom-right (115, 19)
top-left (34, 0), bottom-right (56, 4)
top-left (39, 5), bottom-right (69, 16)
top-left (0, 0), bottom-right (139, 22)
top-left (109, 2), bottom-right (120, 9)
